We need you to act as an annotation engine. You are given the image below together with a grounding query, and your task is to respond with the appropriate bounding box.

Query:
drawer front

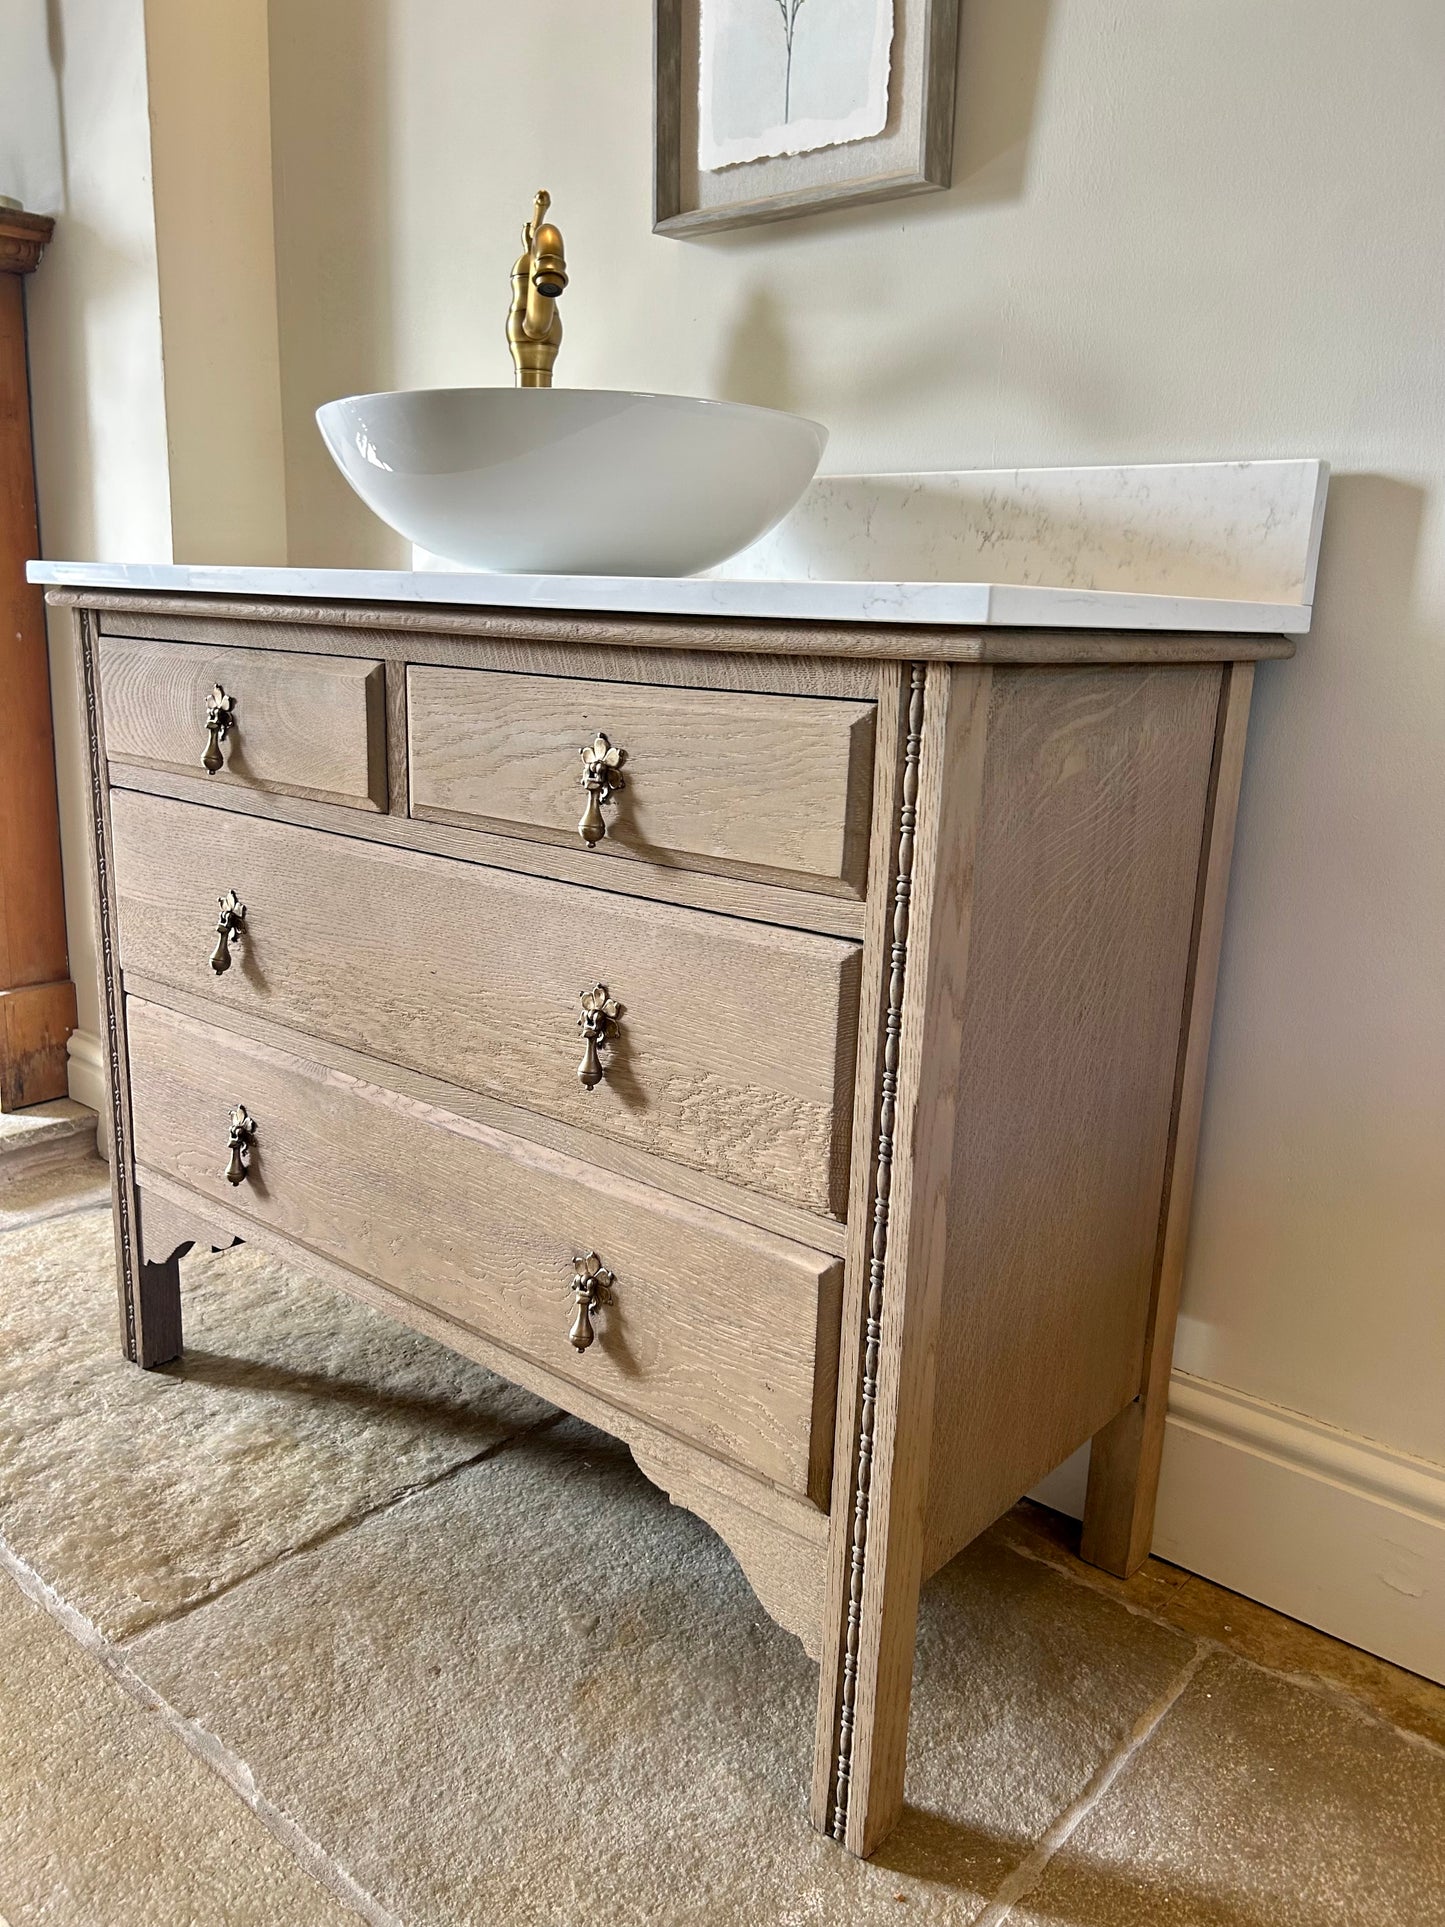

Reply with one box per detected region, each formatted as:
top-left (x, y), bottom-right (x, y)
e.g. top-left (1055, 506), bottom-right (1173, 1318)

top-left (111, 792), bottom-right (861, 1218)
top-left (127, 999), bottom-right (839, 1497)
top-left (99, 636), bottom-right (386, 811)
top-left (407, 666), bottom-right (875, 895)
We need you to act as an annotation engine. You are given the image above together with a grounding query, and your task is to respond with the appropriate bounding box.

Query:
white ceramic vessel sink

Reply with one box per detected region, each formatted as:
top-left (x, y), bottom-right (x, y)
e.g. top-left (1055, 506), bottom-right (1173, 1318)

top-left (316, 388), bottom-right (827, 577)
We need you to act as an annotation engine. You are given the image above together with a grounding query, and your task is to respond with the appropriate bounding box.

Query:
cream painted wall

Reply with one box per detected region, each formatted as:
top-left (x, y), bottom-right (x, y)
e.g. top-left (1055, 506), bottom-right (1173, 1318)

top-left (11, 0), bottom-right (173, 1057)
top-left (146, 0), bottom-right (288, 564)
top-left (267, 0), bottom-right (1445, 1479)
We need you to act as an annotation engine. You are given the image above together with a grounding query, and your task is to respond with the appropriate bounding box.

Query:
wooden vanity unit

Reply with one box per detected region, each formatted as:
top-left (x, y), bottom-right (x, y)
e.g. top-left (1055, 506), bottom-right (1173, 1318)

top-left (47, 572), bottom-right (1291, 1856)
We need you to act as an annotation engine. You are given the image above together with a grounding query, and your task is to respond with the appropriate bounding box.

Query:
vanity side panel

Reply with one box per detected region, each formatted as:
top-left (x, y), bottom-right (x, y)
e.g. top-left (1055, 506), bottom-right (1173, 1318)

top-left (922, 663), bottom-right (1222, 1575)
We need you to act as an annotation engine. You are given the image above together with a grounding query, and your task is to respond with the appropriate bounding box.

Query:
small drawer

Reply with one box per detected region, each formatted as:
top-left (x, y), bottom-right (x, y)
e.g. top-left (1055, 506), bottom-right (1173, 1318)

top-left (127, 998), bottom-right (841, 1500)
top-left (406, 666), bottom-right (875, 896)
top-left (99, 636), bottom-right (386, 812)
top-left (110, 791), bottom-right (862, 1219)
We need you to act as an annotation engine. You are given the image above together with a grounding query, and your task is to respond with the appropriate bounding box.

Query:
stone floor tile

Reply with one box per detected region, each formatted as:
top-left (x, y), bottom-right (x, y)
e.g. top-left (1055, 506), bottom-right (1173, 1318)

top-left (0, 1098), bottom-right (96, 1182)
top-left (994, 1500), bottom-right (1445, 1753)
top-left (0, 1207), bottom-right (551, 1639)
top-left (129, 1419), bottom-right (1197, 1927)
top-left (0, 1571), bottom-right (360, 1927)
top-left (0, 1157), bottom-right (110, 1232)
top-left (1011, 1651), bottom-right (1445, 1926)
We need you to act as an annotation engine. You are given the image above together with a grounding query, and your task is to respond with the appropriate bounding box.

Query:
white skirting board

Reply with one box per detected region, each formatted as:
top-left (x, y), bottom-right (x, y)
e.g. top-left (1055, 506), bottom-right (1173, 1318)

top-left (66, 1020), bottom-right (1442, 1685)
top-left (1031, 1372), bottom-right (1445, 1686)
top-left (66, 1029), bottom-right (107, 1132)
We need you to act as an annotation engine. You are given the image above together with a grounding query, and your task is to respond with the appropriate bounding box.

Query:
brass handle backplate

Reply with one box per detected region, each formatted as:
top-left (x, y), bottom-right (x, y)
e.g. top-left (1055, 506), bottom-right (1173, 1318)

top-left (203, 684), bottom-right (234, 775)
top-left (210, 889), bottom-right (247, 974)
top-left (224, 1105), bottom-right (257, 1186)
top-left (568, 1251), bottom-right (614, 1352)
top-left (577, 733), bottom-right (625, 846)
top-left (576, 984), bottom-right (621, 1091)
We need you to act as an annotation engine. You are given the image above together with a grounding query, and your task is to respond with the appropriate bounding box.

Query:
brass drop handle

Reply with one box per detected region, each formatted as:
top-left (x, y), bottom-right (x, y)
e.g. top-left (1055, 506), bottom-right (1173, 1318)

top-left (576, 984), bottom-right (621, 1091)
top-left (210, 890), bottom-right (247, 974)
top-left (203, 684), bottom-right (234, 775)
top-left (568, 1251), bottom-right (614, 1352)
top-left (577, 733), bottom-right (625, 846)
top-left (224, 1105), bottom-right (257, 1186)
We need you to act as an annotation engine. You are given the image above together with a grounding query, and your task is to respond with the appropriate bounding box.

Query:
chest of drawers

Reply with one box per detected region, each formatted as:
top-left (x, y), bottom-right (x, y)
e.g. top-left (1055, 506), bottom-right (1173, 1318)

top-left (60, 587), bottom-right (1289, 1857)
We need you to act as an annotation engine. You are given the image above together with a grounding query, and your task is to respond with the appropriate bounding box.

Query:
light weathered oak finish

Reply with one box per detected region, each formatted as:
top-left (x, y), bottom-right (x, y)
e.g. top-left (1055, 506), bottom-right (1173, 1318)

top-left (61, 589), bottom-right (1293, 666)
top-left (127, 997), bottom-right (843, 1500)
top-left (120, 970), bottom-right (849, 1260)
top-left (70, 588), bottom-right (1282, 1861)
top-left (922, 664), bottom-right (1224, 1574)
top-left (98, 635), bottom-right (387, 811)
top-left (110, 791), bottom-right (861, 1217)
top-left (110, 761), bottom-right (867, 941)
top-left (408, 666), bottom-right (876, 896)
top-left (812, 662), bottom-right (993, 1854)
top-left (1081, 663), bottom-right (1256, 1576)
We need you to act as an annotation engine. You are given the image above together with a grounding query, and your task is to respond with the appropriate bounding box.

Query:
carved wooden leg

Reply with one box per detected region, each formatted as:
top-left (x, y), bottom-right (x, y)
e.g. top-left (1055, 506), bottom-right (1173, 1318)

top-left (1082, 665), bottom-right (1255, 1576)
top-left (812, 664), bottom-right (992, 1856)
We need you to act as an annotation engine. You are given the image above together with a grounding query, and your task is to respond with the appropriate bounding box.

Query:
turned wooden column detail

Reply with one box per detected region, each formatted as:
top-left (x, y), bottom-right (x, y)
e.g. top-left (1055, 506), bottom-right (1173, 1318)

top-left (0, 207), bottom-right (75, 1109)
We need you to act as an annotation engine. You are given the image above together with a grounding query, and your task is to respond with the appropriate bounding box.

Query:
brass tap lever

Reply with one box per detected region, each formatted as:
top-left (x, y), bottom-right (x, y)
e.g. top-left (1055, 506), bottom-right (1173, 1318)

top-left (507, 190), bottom-right (568, 388)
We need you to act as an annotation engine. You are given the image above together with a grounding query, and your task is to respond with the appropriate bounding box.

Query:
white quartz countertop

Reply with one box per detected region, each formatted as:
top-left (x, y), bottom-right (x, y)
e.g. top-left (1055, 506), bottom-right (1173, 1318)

top-left (27, 557), bottom-right (1312, 632)
top-left (27, 458), bottom-right (1327, 635)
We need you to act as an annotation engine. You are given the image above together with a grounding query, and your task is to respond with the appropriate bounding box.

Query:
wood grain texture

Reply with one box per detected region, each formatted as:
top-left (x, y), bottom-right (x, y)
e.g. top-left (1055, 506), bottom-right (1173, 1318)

top-left (812, 662), bottom-right (994, 1854)
top-left (0, 980), bottom-right (78, 1111)
top-left (408, 666), bottom-right (876, 896)
top-left (98, 635), bottom-right (387, 811)
top-left (0, 269), bottom-right (74, 1106)
top-left (1081, 663), bottom-right (1256, 1576)
top-left (807, 663), bottom-right (908, 1812)
top-left (109, 764), bottom-right (866, 940)
top-left (95, 607), bottom-right (879, 698)
top-left (123, 971), bottom-right (848, 1259)
top-left (72, 610), bottom-right (160, 1364)
top-left (921, 665), bottom-right (1224, 1576)
top-left (127, 997), bottom-right (842, 1497)
top-left (110, 791), bottom-right (862, 1217)
top-left (68, 592), bottom-right (1295, 666)
top-left (135, 1159), bottom-right (830, 1646)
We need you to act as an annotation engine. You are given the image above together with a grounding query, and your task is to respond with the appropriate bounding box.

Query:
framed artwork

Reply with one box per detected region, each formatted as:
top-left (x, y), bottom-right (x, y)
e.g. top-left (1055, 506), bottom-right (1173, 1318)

top-left (654, 0), bottom-right (960, 236)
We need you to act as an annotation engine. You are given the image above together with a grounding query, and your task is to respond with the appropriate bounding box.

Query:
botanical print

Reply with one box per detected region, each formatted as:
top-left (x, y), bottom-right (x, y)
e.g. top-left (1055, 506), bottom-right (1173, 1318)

top-left (699, 0), bottom-right (893, 171)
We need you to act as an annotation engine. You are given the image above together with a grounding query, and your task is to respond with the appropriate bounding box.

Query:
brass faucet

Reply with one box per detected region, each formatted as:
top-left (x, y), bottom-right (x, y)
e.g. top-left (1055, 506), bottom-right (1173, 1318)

top-left (507, 190), bottom-right (568, 388)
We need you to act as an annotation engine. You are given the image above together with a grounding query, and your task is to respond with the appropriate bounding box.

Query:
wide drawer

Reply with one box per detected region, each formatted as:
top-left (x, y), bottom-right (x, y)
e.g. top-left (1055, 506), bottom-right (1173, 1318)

top-left (127, 999), bottom-right (840, 1498)
top-left (110, 792), bottom-right (861, 1218)
top-left (99, 636), bottom-right (387, 812)
top-left (407, 666), bottom-right (875, 895)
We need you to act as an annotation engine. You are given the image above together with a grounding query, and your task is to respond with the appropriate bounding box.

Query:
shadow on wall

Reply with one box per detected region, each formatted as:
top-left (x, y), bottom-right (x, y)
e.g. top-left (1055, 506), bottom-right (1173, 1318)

top-left (951, 0), bottom-right (1054, 207)
top-left (270, 0), bottom-right (403, 567)
top-left (1242, 471), bottom-right (1430, 808)
top-left (710, 0), bottom-right (1057, 423)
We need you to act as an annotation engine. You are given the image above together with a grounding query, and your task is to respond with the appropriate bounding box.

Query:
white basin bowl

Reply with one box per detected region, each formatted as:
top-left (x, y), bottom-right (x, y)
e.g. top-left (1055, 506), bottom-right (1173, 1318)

top-left (316, 388), bottom-right (828, 577)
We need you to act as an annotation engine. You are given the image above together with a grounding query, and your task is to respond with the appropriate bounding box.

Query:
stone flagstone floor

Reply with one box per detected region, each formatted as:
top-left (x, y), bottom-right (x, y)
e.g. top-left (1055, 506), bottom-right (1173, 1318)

top-left (1, 1156), bottom-right (1442, 1926)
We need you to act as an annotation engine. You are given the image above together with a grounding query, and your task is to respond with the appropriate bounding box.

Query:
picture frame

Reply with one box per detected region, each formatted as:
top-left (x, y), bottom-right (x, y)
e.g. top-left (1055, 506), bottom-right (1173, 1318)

top-left (654, 0), bottom-right (960, 237)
